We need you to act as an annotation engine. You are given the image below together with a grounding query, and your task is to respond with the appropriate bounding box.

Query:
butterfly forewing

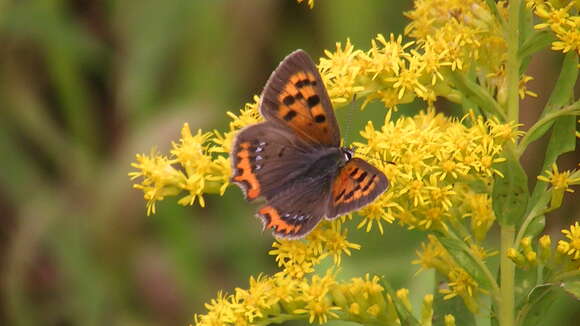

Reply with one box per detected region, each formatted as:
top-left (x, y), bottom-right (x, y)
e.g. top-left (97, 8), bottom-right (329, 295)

top-left (260, 50), bottom-right (340, 147)
top-left (327, 158), bottom-right (389, 219)
top-left (231, 121), bottom-right (312, 201)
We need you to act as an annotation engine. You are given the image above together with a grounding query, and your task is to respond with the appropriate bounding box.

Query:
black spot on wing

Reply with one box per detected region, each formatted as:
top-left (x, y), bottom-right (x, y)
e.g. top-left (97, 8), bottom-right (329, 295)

top-left (307, 95), bottom-right (320, 108)
top-left (314, 114), bottom-right (326, 123)
top-left (283, 95), bottom-right (295, 106)
top-left (335, 189), bottom-right (346, 201)
top-left (344, 190), bottom-right (354, 201)
top-left (356, 171), bottom-right (368, 183)
top-left (284, 110), bottom-right (297, 121)
top-left (295, 79), bottom-right (310, 88)
top-left (362, 175), bottom-right (377, 191)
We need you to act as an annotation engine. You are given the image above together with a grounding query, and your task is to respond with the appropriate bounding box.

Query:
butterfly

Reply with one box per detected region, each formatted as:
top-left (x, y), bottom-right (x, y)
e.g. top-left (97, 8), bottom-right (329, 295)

top-left (230, 50), bottom-right (388, 239)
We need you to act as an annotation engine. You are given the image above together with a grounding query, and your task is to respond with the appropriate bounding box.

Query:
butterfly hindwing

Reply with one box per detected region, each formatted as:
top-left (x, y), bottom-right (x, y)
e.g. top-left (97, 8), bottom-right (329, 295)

top-left (256, 171), bottom-right (333, 238)
top-left (327, 158), bottom-right (389, 219)
top-left (260, 50), bottom-right (340, 147)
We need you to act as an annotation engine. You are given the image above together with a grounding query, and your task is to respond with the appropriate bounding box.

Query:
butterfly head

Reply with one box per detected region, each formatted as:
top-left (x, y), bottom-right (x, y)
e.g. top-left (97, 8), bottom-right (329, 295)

top-left (340, 147), bottom-right (354, 165)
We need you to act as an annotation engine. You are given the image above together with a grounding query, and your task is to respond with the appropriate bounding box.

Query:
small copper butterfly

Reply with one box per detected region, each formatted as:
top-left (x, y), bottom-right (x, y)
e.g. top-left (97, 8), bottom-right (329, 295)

top-left (230, 50), bottom-right (388, 239)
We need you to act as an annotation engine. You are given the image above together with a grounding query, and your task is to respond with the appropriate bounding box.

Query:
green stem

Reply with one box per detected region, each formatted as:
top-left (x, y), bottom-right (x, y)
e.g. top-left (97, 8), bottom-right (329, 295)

top-left (500, 2), bottom-right (520, 324)
top-left (448, 70), bottom-right (507, 121)
top-left (506, 0), bottom-right (521, 123)
top-left (516, 100), bottom-right (580, 157)
top-left (513, 192), bottom-right (551, 250)
top-left (500, 225), bottom-right (516, 326)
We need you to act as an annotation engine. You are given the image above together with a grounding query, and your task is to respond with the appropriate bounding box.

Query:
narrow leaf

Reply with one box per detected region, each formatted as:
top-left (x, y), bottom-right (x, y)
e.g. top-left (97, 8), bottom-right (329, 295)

top-left (530, 115), bottom-right (576, 204)
top-left (437, 237), bottom-right (492, 291)
top-left (493, 147), bottom-right (529, 226)
top-left (562, 280), bottom-right (580, 300)
top-left (522, 53), bottom-right (578, 147)
top-left (379, 278), bottom-right (421, 326)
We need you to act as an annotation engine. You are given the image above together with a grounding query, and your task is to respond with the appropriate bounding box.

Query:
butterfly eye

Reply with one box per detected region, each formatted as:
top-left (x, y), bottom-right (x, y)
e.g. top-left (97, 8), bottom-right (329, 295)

top-left (343, 149), bottom-right (353, 161)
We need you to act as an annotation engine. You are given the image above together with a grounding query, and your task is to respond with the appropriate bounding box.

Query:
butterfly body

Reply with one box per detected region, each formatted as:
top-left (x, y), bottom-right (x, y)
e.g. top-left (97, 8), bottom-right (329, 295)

top-left (231, 50), bottom-right (388, 239)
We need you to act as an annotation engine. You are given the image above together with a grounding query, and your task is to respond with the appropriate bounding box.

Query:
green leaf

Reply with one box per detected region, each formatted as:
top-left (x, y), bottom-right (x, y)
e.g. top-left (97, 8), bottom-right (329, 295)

top-left (522, 53), bottom-right (578, 147)
top-left (493, 147), bottom-right (529, 226)
top-left (432, 289), bottom-right (475, 326)
top-left (519, 0), bottom-right (534, 49)
top-left (437, 237), bottom-right (492, 291)
top-left (514, 268), bottom-right (539, 310)
top-left (379, 278), bottom-right (421, 326)
top-left (530, 115), bottom-right (577, 204)
top-left (517, 283), bottom-right (561, 326)
top-left (484, 0), bottom-right (504, 27)
top-left (562, 280), bottom-right (580, 300)
top-left (521, 191), bottom-right (551, 239)
top-left (519, 31), bottom-right (556, 63)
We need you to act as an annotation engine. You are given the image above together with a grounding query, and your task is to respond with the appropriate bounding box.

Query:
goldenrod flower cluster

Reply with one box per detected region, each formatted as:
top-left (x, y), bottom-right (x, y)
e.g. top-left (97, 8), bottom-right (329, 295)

top-left (354, 110), bottom-right (522, 236)
top-left (318, 0), bottom-right (513, 110)
top-left (508, 222), bottom-right (580, 276)
top-left (527, 0), bottom-right (580, 54)
top-left (195, 270), bottom-right (443, 326)
top-left (537, 163), bottom-right (580, 209)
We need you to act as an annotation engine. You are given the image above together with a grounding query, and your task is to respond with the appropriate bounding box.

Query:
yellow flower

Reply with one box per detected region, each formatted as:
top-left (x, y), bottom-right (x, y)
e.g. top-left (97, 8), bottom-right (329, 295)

top-left (396, 288), bottom-right (412, 311)
top-left (340, 274), bottom-right (389, 320)
top-left (440, 268), bottom-right (482, 313)
top-left (559, 221), bottom-right (580, 260)
top-left (317, 222), bottom-right (361, 265)
top-left (269, 239), bottom-right (323, 279)
top-left (462, 192), bottom-right (496, 241)
top-left (507, 247), bottom-right (526, 266)
top-left (356, 190), bottom-right (399, 234)
top-left (129, 150), bottom-right (182, 215)
top-left (318, 39), bottom-right (365, 104)
top-left (530, 1), bottom-right (580, 54)
top-left (234, 275), bottom-right (277, 322)
top-left (519, 75), bottom-right (539, 99)
top-left (539, 235), bottom-right (552, 263)
top-left (195, 291), bottom-right (237, 326)
top-left (296, 0), bottom-right (314, 9)
top-left (445, 314), bottom-right (457, 326)
top-left (469, 243), bottom-right (498, 261)
top-left (413, 235), bottom-right (453, 275)
top-left (537, 163), bottom-right (580, 209)
top-left (354, 109), bottom-right (512, 232)
top-left (294, 272), bottom-right (340, 324)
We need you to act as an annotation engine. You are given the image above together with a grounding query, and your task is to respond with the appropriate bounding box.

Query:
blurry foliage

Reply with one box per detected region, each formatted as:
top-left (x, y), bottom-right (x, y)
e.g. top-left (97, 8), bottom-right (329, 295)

top-left (0, 1), bottom-right (577, 326)
top-left (0, 1), bottom-right (413, 326)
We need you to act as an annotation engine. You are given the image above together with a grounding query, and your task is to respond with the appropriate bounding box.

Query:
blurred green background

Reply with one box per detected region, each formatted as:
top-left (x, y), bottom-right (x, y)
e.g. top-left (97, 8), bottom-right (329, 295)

top-left (0, 1), bottom-right (578, 326)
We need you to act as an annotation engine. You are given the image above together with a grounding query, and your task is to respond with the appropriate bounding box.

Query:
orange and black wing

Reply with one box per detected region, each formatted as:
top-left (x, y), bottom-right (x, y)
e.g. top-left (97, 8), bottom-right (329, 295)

top-left (230, 121), bottom-right (312, 201)
top-left (327, 158), bottom-right (388, 219)
top-left (259, 50), bottom-right (340, 147)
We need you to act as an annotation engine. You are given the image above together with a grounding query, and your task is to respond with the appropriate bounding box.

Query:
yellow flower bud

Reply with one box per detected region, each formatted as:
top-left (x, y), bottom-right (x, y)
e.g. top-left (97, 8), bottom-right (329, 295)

top-left (444, 314), bottom-right (456, 326)
top-left (539, 235), bottom-right (552, 263)
top-left (396, 288), bottom-right (412, 311)
top-left (526, 251), bottom-right (537, 264)
top-left (507, 248), bottom-right (526, 266)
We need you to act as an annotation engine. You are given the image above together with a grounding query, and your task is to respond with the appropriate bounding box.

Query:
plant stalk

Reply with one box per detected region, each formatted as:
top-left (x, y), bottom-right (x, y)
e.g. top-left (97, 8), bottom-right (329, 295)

top-left (506, 0), bottom-right (521, 123)
top-left (500, 225), bottom-right (516, 326)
